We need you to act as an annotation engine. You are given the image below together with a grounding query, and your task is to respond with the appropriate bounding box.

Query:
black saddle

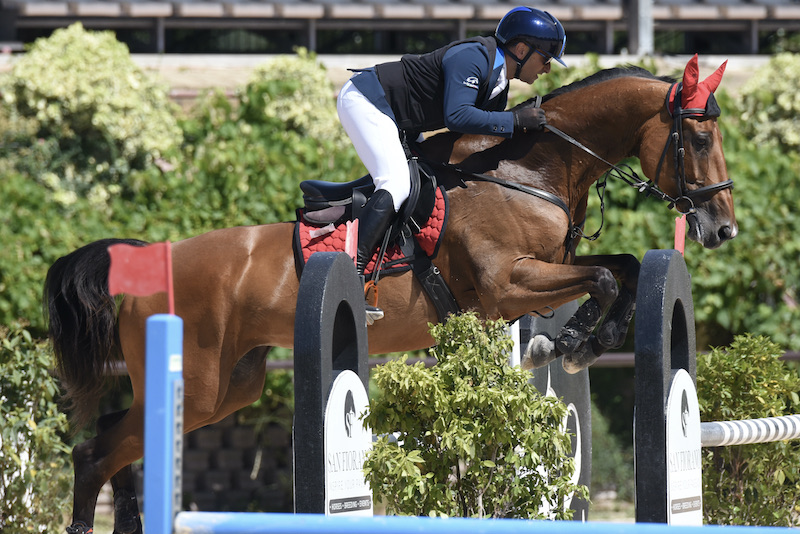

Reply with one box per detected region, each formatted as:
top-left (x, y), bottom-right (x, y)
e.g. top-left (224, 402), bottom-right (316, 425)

top-left (299, 158), bottom-right (434, 240)
top-left (298, 158), bottom-right (460, 322)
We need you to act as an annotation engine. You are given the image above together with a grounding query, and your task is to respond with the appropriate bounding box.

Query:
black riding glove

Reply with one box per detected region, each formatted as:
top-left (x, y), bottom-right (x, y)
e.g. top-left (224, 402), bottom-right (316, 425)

top-left (512, 107), bottom-right (547, 134)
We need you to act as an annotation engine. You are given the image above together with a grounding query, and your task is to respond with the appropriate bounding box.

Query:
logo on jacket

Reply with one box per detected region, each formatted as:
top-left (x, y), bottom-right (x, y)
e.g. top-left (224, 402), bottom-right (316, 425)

top-left (463, 76), bottom-right (479, 89)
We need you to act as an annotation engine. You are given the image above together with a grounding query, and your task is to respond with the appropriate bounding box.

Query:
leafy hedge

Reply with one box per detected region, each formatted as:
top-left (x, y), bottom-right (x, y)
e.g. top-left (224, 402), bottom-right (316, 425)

top-left (1, 23), bottom-right (182, 205)
top-left (0, 325), bottom-right (72, 533)
top-left (365, 313), bottom-right (587, 518)
top-left (697, 335), bottom-right (800, 526)
top-left (0, 31), bottom-right (363, 334)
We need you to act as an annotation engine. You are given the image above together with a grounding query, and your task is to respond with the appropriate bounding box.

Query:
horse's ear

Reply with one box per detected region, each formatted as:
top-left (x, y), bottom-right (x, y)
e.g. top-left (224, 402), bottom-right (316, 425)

top-left (681, 54), bottom-right (728, 112)
top-left (701, 60), bottom-right (727, 94)
top-left (682, 53), bottom-right (700, 97)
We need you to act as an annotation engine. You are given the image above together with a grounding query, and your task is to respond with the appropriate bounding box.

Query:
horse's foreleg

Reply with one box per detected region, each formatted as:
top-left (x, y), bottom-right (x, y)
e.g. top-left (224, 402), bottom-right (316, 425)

top-left (485, 258), bottom-right (617, 369)
top-left (576, 254), bottom-right (640, 350)
top-left (553, 260), bottom-right (619, 355)
top-left (96, 411), bottom-right (143, 534)
top-left (558, 254), bottom-right (640, 374)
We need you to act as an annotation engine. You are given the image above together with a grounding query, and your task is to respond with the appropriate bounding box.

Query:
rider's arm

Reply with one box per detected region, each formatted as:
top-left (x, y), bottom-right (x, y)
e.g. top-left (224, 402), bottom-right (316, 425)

top-left (441, 43), bottom-right (514, 137)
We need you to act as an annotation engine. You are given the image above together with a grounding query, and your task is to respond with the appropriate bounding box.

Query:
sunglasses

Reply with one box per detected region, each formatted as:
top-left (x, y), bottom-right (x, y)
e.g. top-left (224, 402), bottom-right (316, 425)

top-left (535, 49), bottom-right (553, 65)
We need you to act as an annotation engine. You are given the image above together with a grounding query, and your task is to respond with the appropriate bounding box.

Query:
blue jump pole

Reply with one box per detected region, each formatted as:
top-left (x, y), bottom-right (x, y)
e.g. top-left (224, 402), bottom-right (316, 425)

top-left (174, 512), bottom-right (797, 534)
top-left (144, 313), bottom-right (184, 534)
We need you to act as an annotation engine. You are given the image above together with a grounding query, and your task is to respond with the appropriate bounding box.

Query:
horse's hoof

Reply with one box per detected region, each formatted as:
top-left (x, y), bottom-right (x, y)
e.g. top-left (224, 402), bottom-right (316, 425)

top-left (520, 334), bottom-right (556, 370)
top-left (596, 323), bottom-right (619, 349)
top-left (114, 515), bottom-right (142, 534)
top-left (562, 343), bottom-right (599, 374)
top-left (66, 522), bottom-right (93, 534)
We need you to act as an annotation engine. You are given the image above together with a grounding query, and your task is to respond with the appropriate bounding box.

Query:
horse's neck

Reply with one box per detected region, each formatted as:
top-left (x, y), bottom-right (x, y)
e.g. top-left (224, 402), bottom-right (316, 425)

top-left (550, 78), bottom-right (665, 162)
top-left (421, 78), bottom-right (666, 201)
top-left (548, 79), bottom-right (667, 200)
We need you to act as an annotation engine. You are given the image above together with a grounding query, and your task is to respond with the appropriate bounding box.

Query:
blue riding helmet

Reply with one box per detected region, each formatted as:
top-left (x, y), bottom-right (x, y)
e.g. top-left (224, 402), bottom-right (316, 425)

top-left (495, 6), bottom-right (567, 67)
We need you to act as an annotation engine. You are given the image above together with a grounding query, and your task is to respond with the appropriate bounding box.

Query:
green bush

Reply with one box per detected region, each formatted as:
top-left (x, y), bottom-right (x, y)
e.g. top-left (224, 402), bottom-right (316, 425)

top-left (178, 48), bottom-right (363, 225)
top-left (0, 324), bottom-right (72, 533)
top-left (740, 53), bottom-right (800, 149)
top-left (1, 22), bottom-right (182, 205)
top-left (0, 45), bottom-right (365, 333)
top-left (697, 334), bottom-right (800, 526)
top-left (590, 399), bottom-right (634, 502)
top-left (364, 313), bottom-right (587, 518)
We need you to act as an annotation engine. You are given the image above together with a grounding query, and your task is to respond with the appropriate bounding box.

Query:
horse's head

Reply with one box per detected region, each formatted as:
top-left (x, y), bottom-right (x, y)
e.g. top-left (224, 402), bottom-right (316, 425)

top-left (639, 55), bottom-right (737, 249)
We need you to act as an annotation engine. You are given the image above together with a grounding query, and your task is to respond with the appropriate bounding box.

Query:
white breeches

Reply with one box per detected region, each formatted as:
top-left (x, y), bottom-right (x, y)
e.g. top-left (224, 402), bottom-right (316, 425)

top-left (337, 80), bottom-right (411, 212)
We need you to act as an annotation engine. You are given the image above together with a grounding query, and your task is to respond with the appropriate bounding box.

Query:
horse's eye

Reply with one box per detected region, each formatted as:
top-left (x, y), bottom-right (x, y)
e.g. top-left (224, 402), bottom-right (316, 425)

top-left (692, 133), bottom-right (711, 151)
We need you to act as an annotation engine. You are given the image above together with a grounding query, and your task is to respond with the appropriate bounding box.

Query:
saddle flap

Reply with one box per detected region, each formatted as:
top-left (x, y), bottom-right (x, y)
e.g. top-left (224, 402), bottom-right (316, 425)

top-left (303, 206), bottom-right (347, 225)
top-left (300, 175), bottom-right (375, 204)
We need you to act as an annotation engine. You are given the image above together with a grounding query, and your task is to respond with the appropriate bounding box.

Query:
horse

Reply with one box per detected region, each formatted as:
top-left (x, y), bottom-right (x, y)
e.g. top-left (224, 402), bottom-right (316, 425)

top-left (45, 55), bottom-right (735, 534)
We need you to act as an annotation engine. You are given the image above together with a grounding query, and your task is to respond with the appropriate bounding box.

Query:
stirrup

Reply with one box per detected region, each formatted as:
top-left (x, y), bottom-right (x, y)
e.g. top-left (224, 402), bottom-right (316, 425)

top-left (365, 304), bottom-right (384, 326)
top-left (362, 279), bottom-right (384, 325)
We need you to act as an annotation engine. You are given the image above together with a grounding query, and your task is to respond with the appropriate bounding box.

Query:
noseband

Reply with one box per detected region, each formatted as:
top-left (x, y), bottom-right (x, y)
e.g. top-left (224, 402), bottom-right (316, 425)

top-left (653, 82), bottom-right (734, 214)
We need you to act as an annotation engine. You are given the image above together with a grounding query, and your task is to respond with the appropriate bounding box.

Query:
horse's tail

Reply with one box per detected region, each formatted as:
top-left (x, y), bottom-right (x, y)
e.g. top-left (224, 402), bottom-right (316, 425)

top-left (43, 237), bottom-right (148, 431)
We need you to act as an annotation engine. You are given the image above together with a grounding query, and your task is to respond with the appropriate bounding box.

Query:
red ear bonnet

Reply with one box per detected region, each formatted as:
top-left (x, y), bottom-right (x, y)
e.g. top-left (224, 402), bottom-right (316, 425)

top-left (667, 54), bottom-right (727, 117)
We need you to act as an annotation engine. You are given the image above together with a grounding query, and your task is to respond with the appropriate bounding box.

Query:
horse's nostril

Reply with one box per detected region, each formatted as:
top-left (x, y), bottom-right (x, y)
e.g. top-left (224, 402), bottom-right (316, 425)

top-left (719, 224), bottom-right (737, 241)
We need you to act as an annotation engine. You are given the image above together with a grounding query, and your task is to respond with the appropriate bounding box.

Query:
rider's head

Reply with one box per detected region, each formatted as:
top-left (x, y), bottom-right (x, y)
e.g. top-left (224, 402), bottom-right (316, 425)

top-left (495, 7), bottom-right (567, 78)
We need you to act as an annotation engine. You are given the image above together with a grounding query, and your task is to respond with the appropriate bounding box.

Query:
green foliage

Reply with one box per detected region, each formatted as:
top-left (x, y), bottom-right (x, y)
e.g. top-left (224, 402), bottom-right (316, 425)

top-left (765, 29), bottom-right (800, 55)
top-left (740, 53), bottom-right (800, 149)
top-left (364, 313), bottom-right (587, 518)
top-left (1, 23), bottom-right (182, 205)
top-left (178, 48), bottom-right (363, 225)
top-left (0, 324), bottom-right (72, 532)
top-left (590, 399), bottom-right (634, 502)
top-left (697, 334), bottom-right (800, 526)
top-left (0, 45), bottom-right (364, 333)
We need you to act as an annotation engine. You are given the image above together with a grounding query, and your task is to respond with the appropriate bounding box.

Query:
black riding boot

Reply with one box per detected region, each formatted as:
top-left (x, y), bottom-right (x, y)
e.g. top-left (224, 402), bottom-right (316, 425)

top-left (356, 189), bottom-right (396, 324)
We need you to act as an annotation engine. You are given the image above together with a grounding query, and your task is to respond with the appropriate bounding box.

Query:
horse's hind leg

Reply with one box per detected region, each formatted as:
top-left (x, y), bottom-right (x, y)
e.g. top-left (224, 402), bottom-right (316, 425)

top-left (96, 411), bottom-right (143, 534)
top-left (69, 406), bottom-right (144, 534)
top-left (184, 348), bottom-right (269, 434)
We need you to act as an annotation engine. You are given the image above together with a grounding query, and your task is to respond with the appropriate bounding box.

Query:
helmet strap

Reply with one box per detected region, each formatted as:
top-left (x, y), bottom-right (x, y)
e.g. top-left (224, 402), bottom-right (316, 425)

top-left (508, 42), bottom-right (536, 79)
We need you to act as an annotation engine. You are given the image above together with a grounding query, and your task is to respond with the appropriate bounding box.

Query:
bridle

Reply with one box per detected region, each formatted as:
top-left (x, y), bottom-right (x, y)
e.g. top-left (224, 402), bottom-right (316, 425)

top-left (652, 81), bottom-right (734, 214)
top-left (545, 81), bottom-right (733, 217)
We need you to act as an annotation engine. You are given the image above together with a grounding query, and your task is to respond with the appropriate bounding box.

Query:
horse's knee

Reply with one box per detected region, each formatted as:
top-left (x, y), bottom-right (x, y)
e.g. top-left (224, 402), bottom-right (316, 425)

top-left (595, 268), bottom-right (619, 308)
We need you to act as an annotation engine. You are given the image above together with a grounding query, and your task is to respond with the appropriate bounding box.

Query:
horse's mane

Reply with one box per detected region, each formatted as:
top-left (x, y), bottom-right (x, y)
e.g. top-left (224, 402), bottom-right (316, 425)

top-left (515, 65), bottom-right (677, 108)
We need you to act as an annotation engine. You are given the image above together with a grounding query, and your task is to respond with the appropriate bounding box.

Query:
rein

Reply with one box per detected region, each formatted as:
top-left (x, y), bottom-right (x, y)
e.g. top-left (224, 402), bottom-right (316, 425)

top-left (422, 158), bottom-right (583, 262)
top-left (421, 80), bottom-right (734, 259)
top-left (541, 80), bottom-right (733, 225)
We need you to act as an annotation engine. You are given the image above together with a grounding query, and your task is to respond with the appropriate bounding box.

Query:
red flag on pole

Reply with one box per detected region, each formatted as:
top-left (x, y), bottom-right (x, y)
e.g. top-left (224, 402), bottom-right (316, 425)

top-left (674, 214), bottom-right (686, 257)
top-left (108, 241), bottom-right (175, 314)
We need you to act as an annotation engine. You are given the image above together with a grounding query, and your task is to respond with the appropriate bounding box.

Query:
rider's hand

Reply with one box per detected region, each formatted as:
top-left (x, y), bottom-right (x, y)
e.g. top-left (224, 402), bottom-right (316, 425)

top-left (512, 107), bottom-right (547, 134)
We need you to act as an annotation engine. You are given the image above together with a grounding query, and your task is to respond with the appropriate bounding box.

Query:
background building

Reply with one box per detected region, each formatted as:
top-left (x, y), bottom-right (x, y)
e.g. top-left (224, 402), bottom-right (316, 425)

top-left (1, 0), bottom-right (799, 55)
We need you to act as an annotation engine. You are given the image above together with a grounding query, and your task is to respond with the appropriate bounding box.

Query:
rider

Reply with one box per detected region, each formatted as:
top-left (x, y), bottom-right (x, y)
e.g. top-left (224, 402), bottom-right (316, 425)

top-left (336, 6), bottom-right (567, 323)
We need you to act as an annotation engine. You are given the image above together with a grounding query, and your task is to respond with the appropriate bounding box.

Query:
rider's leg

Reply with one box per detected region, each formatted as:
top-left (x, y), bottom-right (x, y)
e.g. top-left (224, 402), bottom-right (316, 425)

top-left (338, 80), bottom-right (411, 322)
top-left (355, 189), bottom-right (396, 276)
